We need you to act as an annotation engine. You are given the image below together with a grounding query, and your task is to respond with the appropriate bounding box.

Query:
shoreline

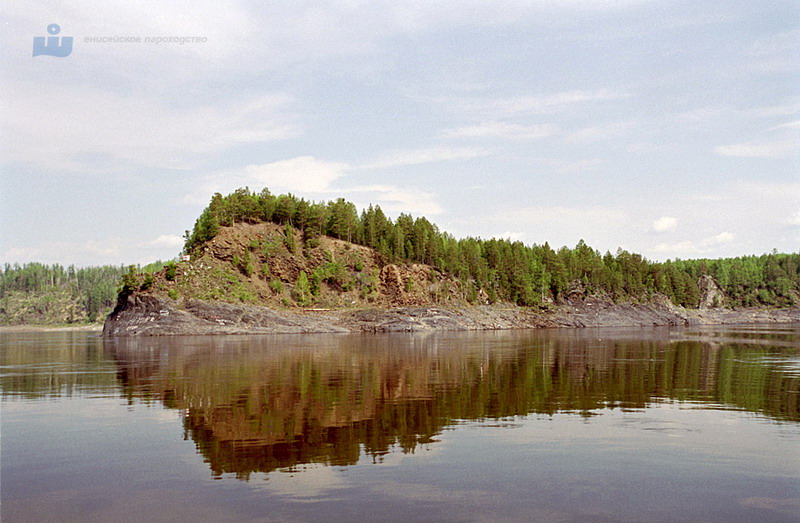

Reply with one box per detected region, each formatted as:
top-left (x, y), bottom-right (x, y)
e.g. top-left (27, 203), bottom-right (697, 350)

top-left (0, 324), bottom-right (104, 333)
top-left (101, 293), bottom-right (800, 336)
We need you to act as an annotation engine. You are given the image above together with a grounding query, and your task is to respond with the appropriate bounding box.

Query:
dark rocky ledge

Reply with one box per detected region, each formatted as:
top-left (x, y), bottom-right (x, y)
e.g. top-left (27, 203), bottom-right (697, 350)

top-left (103, 293), bottom-right (800, 336)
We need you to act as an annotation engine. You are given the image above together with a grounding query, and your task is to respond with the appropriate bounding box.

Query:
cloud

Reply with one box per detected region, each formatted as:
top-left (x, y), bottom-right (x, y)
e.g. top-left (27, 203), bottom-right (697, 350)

top-left (553, 158), bottom-right (605, 174)
top-left (140, 235), bottom-right (184, 248)
top-left (343, 185), bottom-right (444, 216)
top-left (180, 156), bottom-right (349, 205)
top-left (566, 121), bottom-right (635, 143)
top-left (714, 139), bottom-right (799, 158)
top-left (438, 121), bottom-right (554, 141)
top-left (652, 216), bottom-right (678, 232)
top-left (652, 231), bottom-right (734, 257)
top-left (246, 157), bottom-right (348, 193)
top-left (710, 231), bottom-right (734, 244)
top-left (497, 231), bottom-right (527, 242)
top-left (745, 29), bottom-right (800, 73)
top-left (454, 90), bottom-right (628, 118)
top-left (357, 147), bottom-right (491, 170)
top-left (652, 241), bottom-right (703, 257)
top-left (3, 86), bottom-right (300, 172)
top-left (179, 155), bottom-right (446, 217)
top-left (1, 240), bottom-right (122, 266)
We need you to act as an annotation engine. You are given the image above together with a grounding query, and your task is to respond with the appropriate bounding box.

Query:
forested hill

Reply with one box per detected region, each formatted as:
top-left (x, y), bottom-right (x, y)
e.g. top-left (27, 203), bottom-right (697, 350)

top-left (182, 188), bottom-right (799, 309)
top-left (1, 262), bottom-right (164, 325)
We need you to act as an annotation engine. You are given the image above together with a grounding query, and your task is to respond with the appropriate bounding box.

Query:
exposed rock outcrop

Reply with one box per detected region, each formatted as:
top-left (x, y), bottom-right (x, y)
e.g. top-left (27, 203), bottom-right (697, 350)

top-left (103, 291), bottom-right (800, 336)
top-left (698, 275), bottom-right (726, 309)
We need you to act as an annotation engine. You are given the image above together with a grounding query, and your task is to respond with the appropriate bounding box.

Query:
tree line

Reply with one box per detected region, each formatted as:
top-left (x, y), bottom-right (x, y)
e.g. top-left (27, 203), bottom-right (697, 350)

top-left (1, 261), bottom-right (165, 324)
top-left (184, 188), bottom-right (800, 308)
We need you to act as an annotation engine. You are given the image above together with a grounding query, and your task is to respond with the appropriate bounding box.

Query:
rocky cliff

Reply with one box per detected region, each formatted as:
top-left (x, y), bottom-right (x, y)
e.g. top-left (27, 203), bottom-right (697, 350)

top-left (103, 222), bottom-right (800, 336)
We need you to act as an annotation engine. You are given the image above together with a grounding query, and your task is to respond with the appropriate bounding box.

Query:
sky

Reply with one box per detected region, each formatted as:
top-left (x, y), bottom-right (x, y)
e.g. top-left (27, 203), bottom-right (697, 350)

top-left (1, 1), bottom-right (798, 267)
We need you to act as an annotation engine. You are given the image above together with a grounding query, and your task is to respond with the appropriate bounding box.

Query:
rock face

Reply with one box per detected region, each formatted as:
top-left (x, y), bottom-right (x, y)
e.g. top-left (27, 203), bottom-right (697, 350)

top-left (698, 275), bottom-right (726, 309)
top-left (103, 291), bottom-right (800, 336)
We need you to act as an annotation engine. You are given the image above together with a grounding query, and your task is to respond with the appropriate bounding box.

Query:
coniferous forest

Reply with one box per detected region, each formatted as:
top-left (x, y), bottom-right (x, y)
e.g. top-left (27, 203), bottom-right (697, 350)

top-left (0, 262), bottom-right (165, 325)
top-left (183, 188), bottom-right (800, 309)
top-left (2, 187), bottom-right (798, 325)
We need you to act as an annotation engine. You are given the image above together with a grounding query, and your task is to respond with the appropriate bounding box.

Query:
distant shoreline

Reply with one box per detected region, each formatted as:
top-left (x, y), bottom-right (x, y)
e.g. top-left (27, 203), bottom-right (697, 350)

top-left (0, 324), bottom-right (103, 333)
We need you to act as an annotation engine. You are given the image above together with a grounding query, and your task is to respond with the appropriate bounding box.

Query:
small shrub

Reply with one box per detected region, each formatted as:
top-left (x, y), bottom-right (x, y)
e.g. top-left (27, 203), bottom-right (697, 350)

top-left (119, 265), bottom-right (140, 297)
top-left (165, 262), bottom-right (178, 281)
top-left (168, 288), bottom-right (179, 300)
top-left (284, 224), bottom-right (296, 254)
top-left (269, 279), bottom-right (283, 294)
top-left (294, 271), bottom-right (311, 306)
top-left (141, 273), bottom-right (155, 291)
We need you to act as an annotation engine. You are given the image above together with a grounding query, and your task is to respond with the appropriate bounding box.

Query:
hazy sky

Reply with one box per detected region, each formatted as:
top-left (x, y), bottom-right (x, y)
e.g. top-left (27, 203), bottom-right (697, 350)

top-left (2, 1), bottom-right (798, 266)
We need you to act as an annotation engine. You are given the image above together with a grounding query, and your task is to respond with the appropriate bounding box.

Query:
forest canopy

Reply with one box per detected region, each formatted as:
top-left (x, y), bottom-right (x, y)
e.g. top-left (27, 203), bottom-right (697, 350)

top-left (183, 188), bottom-right (799, 308)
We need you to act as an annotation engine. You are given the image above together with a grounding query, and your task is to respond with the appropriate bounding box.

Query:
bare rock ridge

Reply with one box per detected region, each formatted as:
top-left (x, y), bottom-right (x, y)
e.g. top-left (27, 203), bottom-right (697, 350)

top-left (103, 287), bottom-right (800, 337)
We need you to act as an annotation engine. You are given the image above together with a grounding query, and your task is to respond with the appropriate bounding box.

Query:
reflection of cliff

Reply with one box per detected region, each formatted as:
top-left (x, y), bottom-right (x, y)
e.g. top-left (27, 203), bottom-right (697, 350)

top-left (105, 330), bottom-right (800, 479)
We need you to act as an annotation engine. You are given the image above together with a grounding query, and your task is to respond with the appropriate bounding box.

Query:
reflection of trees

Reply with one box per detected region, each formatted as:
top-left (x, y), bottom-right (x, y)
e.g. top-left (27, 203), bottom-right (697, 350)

top-left (102, 330), bottom-right (799, 480)
top-left (0, 332), bottom-right (112, 398)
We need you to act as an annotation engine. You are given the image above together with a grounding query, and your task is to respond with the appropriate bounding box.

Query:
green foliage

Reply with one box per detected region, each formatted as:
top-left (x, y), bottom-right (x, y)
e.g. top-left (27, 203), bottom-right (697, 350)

top-left (284, 224), bottom-right (297, 254)
top-left (0, 262), bottom-right (160, 324)
top-left (120, 265), bottom-right (140, 297)
top-left (168, 288), bottom-right (179, 300)
top-left (165, 262), bottom-right (178, 281)
top-left (181, 188), bottom-right (800, 309)
top-left (269, 278), bottom-right (283, 294)
top-left (240, 252), bottom-right (254, 277)
top-left (294, 271), bottom-right (311, 306)
top-left (141, 273), bottom-right (155, 291)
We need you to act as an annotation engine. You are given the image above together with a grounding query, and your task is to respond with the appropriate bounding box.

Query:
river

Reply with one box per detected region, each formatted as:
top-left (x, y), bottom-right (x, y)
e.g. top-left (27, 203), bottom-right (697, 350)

top-left (2, 325), bottom-right (799, 522)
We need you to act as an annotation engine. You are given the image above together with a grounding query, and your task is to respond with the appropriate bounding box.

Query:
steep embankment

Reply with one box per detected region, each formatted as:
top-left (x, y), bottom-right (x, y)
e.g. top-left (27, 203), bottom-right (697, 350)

top-left (103, 223), bottom-right (799, 336)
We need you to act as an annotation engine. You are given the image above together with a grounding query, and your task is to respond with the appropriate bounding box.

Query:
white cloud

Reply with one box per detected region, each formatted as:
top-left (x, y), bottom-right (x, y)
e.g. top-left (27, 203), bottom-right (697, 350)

top-left (246, 157), bottom-right (348, 193)
top-left (714, 139), bottom-right (799, 158)
top-left (745, 100), bottom-right (800, 118)
top-left (438, 121), bottom-right (554, 141)
top-left (343, 185), bottom-right (444, 216)
top-left (554, 158), bottom-right (605, 174)
top-left (180, 156), bottom-right (348, 205)
top-left (141, 235), bottom-right (184, 248)
top-left (675, 105), bottom-right (729, 122)
top-left (745, 29), bottom-right (800, 73)
top-left (454, 90), bottom-right (628, 118)
top-left (652, 231), bottom-right (735, 258)
top-left (179, 155), bottom-right (445, 217)
top-left (770, 120), bottom-right (800, 130)
top-left (710, 231), bottom-right (734, 244)
top-left (357, 147), bottom-right (491, 170)
top-left (566, 121), bottom-right (635, 143)
top-left (652, 241), bottom-right (703, 257)
top-left (496, 231), bottom-right (527, 242)
top-left (652, 216), bottom-right (678, 232)
top-left (3, 86), bottom-right (299, 171)
top-left (497, 205), bottom-right (628, 225)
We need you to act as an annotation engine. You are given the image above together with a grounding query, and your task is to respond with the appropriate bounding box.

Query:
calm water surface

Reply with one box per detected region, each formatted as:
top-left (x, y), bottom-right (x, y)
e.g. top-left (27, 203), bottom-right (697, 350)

top-left (2, 325), bottom-right (799, 522)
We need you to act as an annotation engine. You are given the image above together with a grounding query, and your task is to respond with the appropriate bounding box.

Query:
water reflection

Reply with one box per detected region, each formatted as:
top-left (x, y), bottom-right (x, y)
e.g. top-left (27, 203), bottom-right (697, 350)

top-left (0, 331), bottom-right (113, 399)
top-left (95, 328), bottom-right (799, 479)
